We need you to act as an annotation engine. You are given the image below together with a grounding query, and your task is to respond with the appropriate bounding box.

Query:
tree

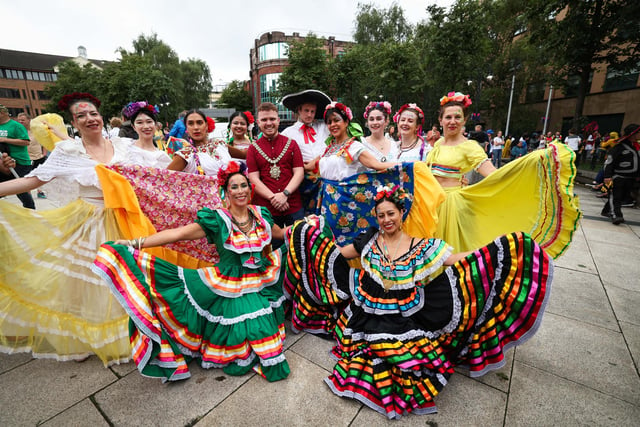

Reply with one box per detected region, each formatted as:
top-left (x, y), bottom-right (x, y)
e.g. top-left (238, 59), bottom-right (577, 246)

top-left (524, 0), bottom-right (640, 128)
top-left (353, 3), bottom-right (413, 44)
top-left (276, 33), bottom-right (333, 99)
top-left (44, 61), bottom-right (103, 118)
top-left (181, 58), bottom-right (213, 109)
top-left (98, 54), bottom-right (173, 119)
top-left (218, 80), bottom-right (253, 111)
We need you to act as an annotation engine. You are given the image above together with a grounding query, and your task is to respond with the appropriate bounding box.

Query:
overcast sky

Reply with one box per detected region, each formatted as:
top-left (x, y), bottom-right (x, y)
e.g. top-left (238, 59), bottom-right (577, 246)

top-left (5, 0), bottom-right (454, 84)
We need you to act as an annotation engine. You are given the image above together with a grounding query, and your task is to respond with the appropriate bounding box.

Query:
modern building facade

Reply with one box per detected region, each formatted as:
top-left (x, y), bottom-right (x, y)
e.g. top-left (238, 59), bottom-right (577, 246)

top-left (523, 66), bottom-right (639, 136)
top-left (0, 47), bottom-right (108, 117)
top-left (249, 32), bottom-right (352, 123)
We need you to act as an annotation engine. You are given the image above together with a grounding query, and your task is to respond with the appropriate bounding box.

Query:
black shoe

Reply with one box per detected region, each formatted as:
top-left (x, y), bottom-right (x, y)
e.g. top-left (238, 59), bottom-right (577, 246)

top-left (621, 201), bottom-right (636, 208)
top-left (600, 212), bottom-right (612, 218)
top-left (612, 217), bottom-right (625, 225)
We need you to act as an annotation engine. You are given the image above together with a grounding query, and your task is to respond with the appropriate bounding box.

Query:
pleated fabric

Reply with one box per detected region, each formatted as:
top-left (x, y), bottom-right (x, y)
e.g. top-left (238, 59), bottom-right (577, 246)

top-left (405, 141), bottom-right (581, 258)
top-left (284, 218), bottom-right (552, 419)
top-left (92, 207), bottom-right (290, 382)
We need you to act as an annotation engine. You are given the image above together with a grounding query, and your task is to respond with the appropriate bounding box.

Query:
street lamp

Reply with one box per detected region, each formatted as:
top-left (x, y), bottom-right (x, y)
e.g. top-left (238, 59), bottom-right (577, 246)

top-left (467, 74), bottom-right (493, 123)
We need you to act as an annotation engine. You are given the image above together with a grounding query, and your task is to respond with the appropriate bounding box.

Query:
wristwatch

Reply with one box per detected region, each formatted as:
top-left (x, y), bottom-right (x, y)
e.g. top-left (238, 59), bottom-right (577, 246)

top-left (283, 189), bottom-right (291, 197)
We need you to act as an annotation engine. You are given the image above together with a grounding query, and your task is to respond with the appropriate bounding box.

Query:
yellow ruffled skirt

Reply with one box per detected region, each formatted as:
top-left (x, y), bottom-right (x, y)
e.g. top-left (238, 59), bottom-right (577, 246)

top-left (405, 142), bottom-right (581, 258)
top-left (0, 199), bottom-right (130, 365)
top-left (0, 167), bottom-right (214, 366)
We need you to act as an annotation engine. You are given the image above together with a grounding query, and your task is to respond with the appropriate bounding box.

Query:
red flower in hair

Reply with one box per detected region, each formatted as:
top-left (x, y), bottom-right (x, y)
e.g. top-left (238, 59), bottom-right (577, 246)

top-left (57, 92), bottom-right (101, 112)
top-left (217, 160), bottom-right (246, 189)
top-left (207, 116), bottom-right (216, 133)
top-left (243, 111), bottom-right (255, 124)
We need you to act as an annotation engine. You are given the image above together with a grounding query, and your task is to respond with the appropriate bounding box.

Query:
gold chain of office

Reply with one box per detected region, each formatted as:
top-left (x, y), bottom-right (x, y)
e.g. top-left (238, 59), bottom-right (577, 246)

top-left (251, 137), bottom-right (292, 179)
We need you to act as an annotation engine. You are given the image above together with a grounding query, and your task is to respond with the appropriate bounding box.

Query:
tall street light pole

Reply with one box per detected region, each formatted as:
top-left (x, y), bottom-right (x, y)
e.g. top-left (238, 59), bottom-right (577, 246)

top-left (505, 74), bottom-right (516, 137)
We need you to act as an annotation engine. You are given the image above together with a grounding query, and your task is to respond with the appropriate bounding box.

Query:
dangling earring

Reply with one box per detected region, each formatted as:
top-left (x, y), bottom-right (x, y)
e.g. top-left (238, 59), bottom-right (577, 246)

top-left (380, 229), bottom-right (384, 235)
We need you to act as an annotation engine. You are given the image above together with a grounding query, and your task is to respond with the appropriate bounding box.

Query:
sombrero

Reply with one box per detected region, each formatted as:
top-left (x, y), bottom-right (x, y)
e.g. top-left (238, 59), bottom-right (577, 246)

top-left (282, 89), bottom-right (332, 120)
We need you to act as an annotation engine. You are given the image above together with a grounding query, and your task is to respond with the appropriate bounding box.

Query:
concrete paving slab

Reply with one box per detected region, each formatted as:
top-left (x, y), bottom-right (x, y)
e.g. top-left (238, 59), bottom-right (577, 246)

top-left (289, 333), bottom-right (337, 372)
top-left (198, 350), bottom-right (361, 427)
top-left (0, 352), bottom-right (32, 374)
top-left (108, 360), bottom-right (137, 378)
top-left (455, 347), bottom-right (514, 393)
top-left (553, 228), bottom-right (597, 274)
top-left (283, 322), bottom-right (306, 350)
top-left (351, 373), bottom-right (507, 426)
top-left (588, 241), bottom-right (640, 292)
top-left (40, 399), bottom-right (109, 427)
top-left (604, 284), bottom-right (640, 326)
top-left (95, 362), bottom-right (251, 427)
top-left (579, 223), bottom-right (640, 248)
top-left (517, 312), bottom-right (640, 405)
top-left (0, 358), bottom-right (117, 426)
top-left (619, 321), bottom-right (640, 371)
top-left (506, 362), bottom-right (640, 426)
top-left (547, 266), bottom-right (619, 331)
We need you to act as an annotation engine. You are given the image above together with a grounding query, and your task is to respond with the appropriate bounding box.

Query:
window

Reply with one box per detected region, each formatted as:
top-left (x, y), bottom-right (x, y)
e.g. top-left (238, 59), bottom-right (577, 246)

top-left (258, 42), bottom-right (289, 62)
top-left (37, 90), bottom-right (49, 100)
top-left (526, 82), bottom-right (546, 103)
top-left (22, 89), bottom-right (26, 99)
top-left (8, 107), bottom-right (23, 117)
top-left (259, 73), bottom-right (292, 120)
top-left (0, 88), bottom-right (21, 98)
top-left (25, 71), bottom-right (33, 80)
top-left (603, 67), bottom-right (639, 92)
top-left (31, 90), bottom-right (36, 99)
top-left (564, 72), bottom-right (593, 97)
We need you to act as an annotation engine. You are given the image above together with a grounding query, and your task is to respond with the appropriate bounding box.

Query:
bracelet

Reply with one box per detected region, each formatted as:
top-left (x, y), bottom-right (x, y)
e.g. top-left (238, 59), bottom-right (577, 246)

top-left (128, 237), bottom-right (146, 250)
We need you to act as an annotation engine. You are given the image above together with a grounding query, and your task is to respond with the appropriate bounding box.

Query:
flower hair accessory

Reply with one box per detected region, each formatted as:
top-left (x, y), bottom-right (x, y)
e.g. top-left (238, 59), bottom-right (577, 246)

top-left (324, 102), bottom-right (353, 121)
top-left (374, 184), bottom-right (410, 207)
top-left (217, 160), bottom-right (248, 189)
top-left (122, 101), bottom-right (159, 120)
top-left (243, 111), bottom-right (255, 124)
top-left (364, 101), bottom-right (392, 119)
top-left (207, 116), bottom-right (216, 133)
top-left (439, 92), bottom-right (472, 108)
top-left (57, 92), bottom-right (101, 112)
top-left (393, 103), bottom-right (425, 124)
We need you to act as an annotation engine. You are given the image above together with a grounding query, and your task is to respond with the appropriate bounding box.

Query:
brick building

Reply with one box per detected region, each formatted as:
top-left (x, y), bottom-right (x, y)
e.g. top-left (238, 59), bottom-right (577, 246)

top-left (0, 46), bottom-right (108, 118)
top-left (249, 32), bottom-right (352, 124)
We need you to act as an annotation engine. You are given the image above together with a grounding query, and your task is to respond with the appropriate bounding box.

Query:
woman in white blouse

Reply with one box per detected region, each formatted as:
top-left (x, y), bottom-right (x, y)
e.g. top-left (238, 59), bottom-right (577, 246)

top-left (305, 102), bottom-right (396, 181)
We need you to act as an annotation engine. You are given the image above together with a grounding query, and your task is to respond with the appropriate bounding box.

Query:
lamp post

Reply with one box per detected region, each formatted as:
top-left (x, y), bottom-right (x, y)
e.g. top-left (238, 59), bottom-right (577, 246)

top-left (468, 74), bottom-right (493, 124)
top-left (505, 74), bottom-right (516, 137)
top-left (542, 85), bottom-right (553, 135)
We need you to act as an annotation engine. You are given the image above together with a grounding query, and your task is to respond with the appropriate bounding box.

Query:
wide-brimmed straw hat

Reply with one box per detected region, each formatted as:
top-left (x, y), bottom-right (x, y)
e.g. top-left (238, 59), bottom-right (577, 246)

top-left (282, 89), bottom-right (332, 120)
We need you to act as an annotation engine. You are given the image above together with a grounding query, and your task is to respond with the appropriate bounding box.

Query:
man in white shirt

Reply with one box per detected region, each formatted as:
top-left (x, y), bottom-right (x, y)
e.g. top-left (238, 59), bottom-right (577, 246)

top-left (281, 89), bottom-right (331, 164)
top-left (280, 89), bottom-right (331, 213)
top-left (564, 128), bottom-right (582, 166)
top-left (491, 130), bottom-right (505, 168)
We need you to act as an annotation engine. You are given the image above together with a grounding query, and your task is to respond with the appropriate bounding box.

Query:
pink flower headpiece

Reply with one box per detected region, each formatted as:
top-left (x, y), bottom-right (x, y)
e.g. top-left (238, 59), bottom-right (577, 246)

top-left (324, 102), bottom-right (353, 121)
top-left (217, 160), bottom-right (247, 189)
top-left (364, 101), bottom-right (392, 119)
top-left (393, 103), bottom-right (425, 124)
top-left (122, 101), bottom-right (159, 120)
top-left (439, 92), bottom-right (472, 108)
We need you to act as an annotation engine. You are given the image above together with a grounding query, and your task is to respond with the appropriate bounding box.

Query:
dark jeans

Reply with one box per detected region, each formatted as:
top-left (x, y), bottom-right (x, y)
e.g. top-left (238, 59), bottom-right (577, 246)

top-left (601, 177), bottom-right (635, 220)
top-left (272, 208), bottom-right (305, 249)
top-left (0, 163), bottom-right (35, 209)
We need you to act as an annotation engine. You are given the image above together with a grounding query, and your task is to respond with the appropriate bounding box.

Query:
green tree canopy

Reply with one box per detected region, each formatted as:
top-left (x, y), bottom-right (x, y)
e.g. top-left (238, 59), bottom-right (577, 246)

top-left (46, 32), bottom-right (212, 123)
top-left (276, 33), bottom-right (333, 99)
top-left (218, 80), bottom-right (253, 111)
top-left (524, 0), bottom-right (640, 128)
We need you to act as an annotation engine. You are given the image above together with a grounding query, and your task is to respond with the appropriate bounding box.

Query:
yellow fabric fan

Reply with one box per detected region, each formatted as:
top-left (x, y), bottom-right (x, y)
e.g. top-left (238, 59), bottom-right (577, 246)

top-left (31, 113), bottom-right (67, 151)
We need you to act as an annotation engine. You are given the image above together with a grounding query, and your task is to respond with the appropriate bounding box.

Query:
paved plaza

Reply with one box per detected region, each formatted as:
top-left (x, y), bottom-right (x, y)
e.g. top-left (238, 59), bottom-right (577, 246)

top-left (0, 182), bottom-right (639, 426)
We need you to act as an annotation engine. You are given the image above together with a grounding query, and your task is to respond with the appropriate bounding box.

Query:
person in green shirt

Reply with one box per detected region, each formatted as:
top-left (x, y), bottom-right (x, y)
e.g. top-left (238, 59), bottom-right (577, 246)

top-left (0, 104), bottom-right (34, 209)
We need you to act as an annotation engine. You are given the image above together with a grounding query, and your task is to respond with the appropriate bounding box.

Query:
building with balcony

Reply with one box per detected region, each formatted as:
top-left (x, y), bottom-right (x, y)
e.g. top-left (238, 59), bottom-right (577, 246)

top-left (0, 46), bottom-right (108, 117)
top-left (249, 31), bottom-right (352, 124)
